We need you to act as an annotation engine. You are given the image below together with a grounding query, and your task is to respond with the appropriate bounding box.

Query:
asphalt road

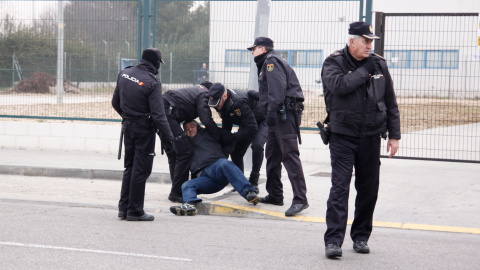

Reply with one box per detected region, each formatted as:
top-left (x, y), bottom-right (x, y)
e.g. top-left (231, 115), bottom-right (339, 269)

top-left (1, 200), bottom-right (479, 269)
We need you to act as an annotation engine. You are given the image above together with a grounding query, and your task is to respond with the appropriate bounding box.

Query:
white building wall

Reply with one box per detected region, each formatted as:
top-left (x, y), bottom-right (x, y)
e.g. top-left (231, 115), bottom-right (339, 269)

top-left (210, 1), bottom-right (361, 91)
top-left (373, 0), bottom-right (480, 13)
top-left (210, 0), bottom-right (480, 98)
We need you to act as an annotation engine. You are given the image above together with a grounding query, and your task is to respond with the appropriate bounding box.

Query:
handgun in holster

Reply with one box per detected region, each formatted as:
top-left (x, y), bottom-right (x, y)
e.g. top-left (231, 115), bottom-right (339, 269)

top-left (317, 116), bottom-right (331, 145)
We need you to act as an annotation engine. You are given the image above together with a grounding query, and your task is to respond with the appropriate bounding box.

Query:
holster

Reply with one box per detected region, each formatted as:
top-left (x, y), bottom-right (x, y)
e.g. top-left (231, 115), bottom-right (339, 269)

top-left (317, 121), bottom-right (331, 145)
top-left (287, 98), bottom-right (303, 145)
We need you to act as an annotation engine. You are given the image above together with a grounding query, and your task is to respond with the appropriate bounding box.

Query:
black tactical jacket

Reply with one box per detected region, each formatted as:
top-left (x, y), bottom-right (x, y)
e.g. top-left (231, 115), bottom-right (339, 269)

top-left (163, 85), bottom-right (220, 141)
top-left (257, 51), bottom-right (304, 118)
top-left (112, 59), bottom-right (173, 141)
top-left (321, 46), bottom-right (401, 139)
top-left (214, 89), bottom-right (262, 142)
top-left (189, 126), bottom-right (226, 177)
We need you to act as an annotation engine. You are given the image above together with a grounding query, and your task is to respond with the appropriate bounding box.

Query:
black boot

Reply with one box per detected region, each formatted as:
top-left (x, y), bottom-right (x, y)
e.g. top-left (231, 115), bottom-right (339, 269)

top-left (249, 172), bottom-right (260, 194)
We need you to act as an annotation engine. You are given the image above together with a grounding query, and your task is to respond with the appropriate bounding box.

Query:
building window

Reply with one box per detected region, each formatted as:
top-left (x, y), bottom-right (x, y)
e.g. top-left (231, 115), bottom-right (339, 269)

top-left (385, 50), bottom-right (458, 69)
top-left (385, 50), bottom-right (408, 68)
top-left (225, 50), bottom-right (251, 67)
top-left (225, 49), bottom-right (323, 67)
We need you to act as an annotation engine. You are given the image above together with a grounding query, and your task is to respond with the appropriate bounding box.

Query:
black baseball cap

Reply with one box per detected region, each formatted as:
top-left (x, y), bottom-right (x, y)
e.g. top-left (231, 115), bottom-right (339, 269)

top-left (247, 37), bottom-right (274, 51)
top-left (142, 48), bottom-right (165, 69)
top-left (208, 83), bottom-right (225, 107)
top-left (348, 21), bottom-right (380, 40)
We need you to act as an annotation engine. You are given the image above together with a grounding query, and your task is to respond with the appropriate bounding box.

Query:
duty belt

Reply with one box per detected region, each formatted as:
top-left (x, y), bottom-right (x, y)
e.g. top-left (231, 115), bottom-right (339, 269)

top-left (286, 102), bottom-right (303, 112)
top-left (121, 113), bottom-right (150, 120)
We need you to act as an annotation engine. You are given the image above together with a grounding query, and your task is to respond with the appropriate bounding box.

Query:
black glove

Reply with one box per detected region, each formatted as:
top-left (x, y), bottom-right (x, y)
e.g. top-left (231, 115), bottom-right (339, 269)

top-left (363, 57), bottom-right (376, 74)
top-left (222, 142), bottom-right (236, 158)
top-left (219, 129), bottom-right (236, 145)
top-left (267, 114), bottom-right (277, 127)
top-left (223, 132), bottom-right (236, 144)
top-left (248, 90), bottom-right (260, 101)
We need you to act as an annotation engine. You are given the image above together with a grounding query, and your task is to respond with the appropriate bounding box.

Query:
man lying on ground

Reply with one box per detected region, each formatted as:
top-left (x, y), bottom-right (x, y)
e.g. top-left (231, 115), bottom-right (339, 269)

top-left (170, 120), bottom-right (260, 216)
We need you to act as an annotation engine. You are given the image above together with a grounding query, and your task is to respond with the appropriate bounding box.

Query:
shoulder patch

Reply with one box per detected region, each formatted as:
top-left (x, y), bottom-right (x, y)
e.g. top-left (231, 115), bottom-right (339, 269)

top-left (267, 64), bottom-right (274, 72)
top-left (331, 50), bottom-right (343, 57)
top-left (372, 53), bottom-right (385, 61)
top-left (234, 108), bottom-right (241, 116)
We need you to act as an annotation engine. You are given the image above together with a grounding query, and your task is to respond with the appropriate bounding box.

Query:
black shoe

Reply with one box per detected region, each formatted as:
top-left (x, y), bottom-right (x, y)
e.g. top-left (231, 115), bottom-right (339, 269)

top-left (170, 203), bottom-right (197, 216)
top-left (168, 194), bottom-right (184, 203)
top-left (246, 190), bottom-right (260, 205)
top-left (127, 212), bottom-right (154, 221)
top-left (118, 211), bottom-right (126, 220)
top-left (325, 243), bottom-right (342, 258)
top-left (259, 195), bottom-right (284, 206)
top-left (249, 172), bottom-right (260, 194)
top-left (353, 241), bottom-right (370, 254)
top-left (285, 203), bottom-right (309, 216)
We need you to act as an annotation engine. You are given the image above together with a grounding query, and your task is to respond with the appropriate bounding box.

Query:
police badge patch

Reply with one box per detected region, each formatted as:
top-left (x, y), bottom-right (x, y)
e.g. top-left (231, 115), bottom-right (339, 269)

top-left (267, 64), bottom-right (274, 72)
top-left (234, 109), bottom-right (241, 116)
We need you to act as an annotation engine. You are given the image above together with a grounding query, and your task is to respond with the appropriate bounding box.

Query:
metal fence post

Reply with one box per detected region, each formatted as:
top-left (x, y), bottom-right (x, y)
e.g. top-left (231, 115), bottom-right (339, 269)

top-left (365, 0), bottom-right (373, 23)
top-left (374, 12), bottom-right (384, 57)
top-left (56, 0), bottom-right (64, 104)
top-left (143, 0), bottom-right (151, 51)
top-left (248, 0), bottom-right (270, 91)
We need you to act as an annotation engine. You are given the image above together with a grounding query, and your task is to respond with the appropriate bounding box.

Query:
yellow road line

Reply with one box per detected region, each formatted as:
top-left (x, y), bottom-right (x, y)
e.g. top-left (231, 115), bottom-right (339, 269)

top-left (209, 201), bottom-right (480, 235)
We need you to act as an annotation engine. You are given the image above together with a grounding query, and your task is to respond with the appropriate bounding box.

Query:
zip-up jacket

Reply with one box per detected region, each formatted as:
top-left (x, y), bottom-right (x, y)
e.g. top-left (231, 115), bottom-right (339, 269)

top-left (163, 85), bottom-right (220, 141)
top-left (321, 46), bottom-right (401, 139)
top-left (189, 126), bottom-right (226, 177)
top-left (112, 59), bottom-right (173, 141)
top-left (257, 50), bottom-right (304, 118)
top-left (214, 89), bottom-right (262, 142)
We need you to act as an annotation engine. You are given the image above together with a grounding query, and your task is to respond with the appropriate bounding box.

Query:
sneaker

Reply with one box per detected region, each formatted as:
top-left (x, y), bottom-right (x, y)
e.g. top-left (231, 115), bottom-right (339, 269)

top-left (246, 190), bottom-right (260, 205)
top-left (353, 241), bottom-right (370, 254)
top-left (170, 203), bottom-right (197, 216)
top-left (325, 243), bottom-right (342, 258)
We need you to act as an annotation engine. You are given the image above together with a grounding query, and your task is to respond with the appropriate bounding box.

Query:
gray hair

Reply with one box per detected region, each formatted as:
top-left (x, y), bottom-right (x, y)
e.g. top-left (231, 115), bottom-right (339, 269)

top-left (257, 45), bottom-right (274, 52)
top-left (347, 35), bottom-right (360, 46)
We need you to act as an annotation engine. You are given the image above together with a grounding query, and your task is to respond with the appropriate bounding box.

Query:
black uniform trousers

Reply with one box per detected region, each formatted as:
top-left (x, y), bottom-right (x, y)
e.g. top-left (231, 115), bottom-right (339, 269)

top-left (324, 132), bottom-right (381, 246)
top-left (265, 111), bottom-right (308, 205)
top-left (231, 119), bottom-right (268, 174)
top-left (162, 113), bottom-right (192, 197)
top-left (118, 120), bottom-right (156, 216)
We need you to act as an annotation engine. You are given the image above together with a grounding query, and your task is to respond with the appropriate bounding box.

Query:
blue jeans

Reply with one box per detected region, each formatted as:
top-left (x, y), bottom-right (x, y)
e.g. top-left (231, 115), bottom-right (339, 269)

top-left (182, 159), bottom-right (255, 203)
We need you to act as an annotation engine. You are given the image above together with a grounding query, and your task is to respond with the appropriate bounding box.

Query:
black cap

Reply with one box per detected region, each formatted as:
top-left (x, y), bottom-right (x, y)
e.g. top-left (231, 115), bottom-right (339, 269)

top-left (141, 48), bottom-right (165, 69)
top-left (208, 83), bottom-right (225, 107)
top-left (348, 21), bottom-right (380, 40)
top-left (200, 81), bottom-right (213, 90)
top-left (247, 37), bottom-right (274, 51)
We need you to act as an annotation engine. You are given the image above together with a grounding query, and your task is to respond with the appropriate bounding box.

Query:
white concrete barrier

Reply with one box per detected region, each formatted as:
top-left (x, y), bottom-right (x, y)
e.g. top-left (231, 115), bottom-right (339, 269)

top-left (0, 120), bottom-right (331, 163)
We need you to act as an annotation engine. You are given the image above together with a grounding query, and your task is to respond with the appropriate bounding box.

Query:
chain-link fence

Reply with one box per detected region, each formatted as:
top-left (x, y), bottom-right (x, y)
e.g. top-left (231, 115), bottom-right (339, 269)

top-left (1, 1), bottom-right (479, 162)
top-left (375, 13), bottom-right (480, 162)
top-left (0, 0), bottom-right (363, 124)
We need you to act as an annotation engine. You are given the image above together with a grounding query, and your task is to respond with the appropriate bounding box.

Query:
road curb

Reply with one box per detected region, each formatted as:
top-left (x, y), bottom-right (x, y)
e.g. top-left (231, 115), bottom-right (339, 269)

top-left (0, 165), bottom-right (172, 183)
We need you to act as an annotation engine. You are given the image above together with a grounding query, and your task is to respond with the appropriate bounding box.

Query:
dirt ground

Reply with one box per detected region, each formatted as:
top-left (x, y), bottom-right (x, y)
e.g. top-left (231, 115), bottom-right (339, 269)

top-left (1, 92), bottom-right (479, 134)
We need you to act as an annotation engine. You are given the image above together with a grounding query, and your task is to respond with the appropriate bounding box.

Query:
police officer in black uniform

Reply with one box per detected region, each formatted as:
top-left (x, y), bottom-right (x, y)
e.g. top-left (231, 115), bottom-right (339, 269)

top-left (248, 37), bottom-right (309, 217)
top-left (112, 48), bottom-right (173, 221)
top-left (321, 22), bottom-right (401, 258)
top-left (162, 82), bottom-right (221, 203)
top-left (207, 84), bottom-right (267, 193)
